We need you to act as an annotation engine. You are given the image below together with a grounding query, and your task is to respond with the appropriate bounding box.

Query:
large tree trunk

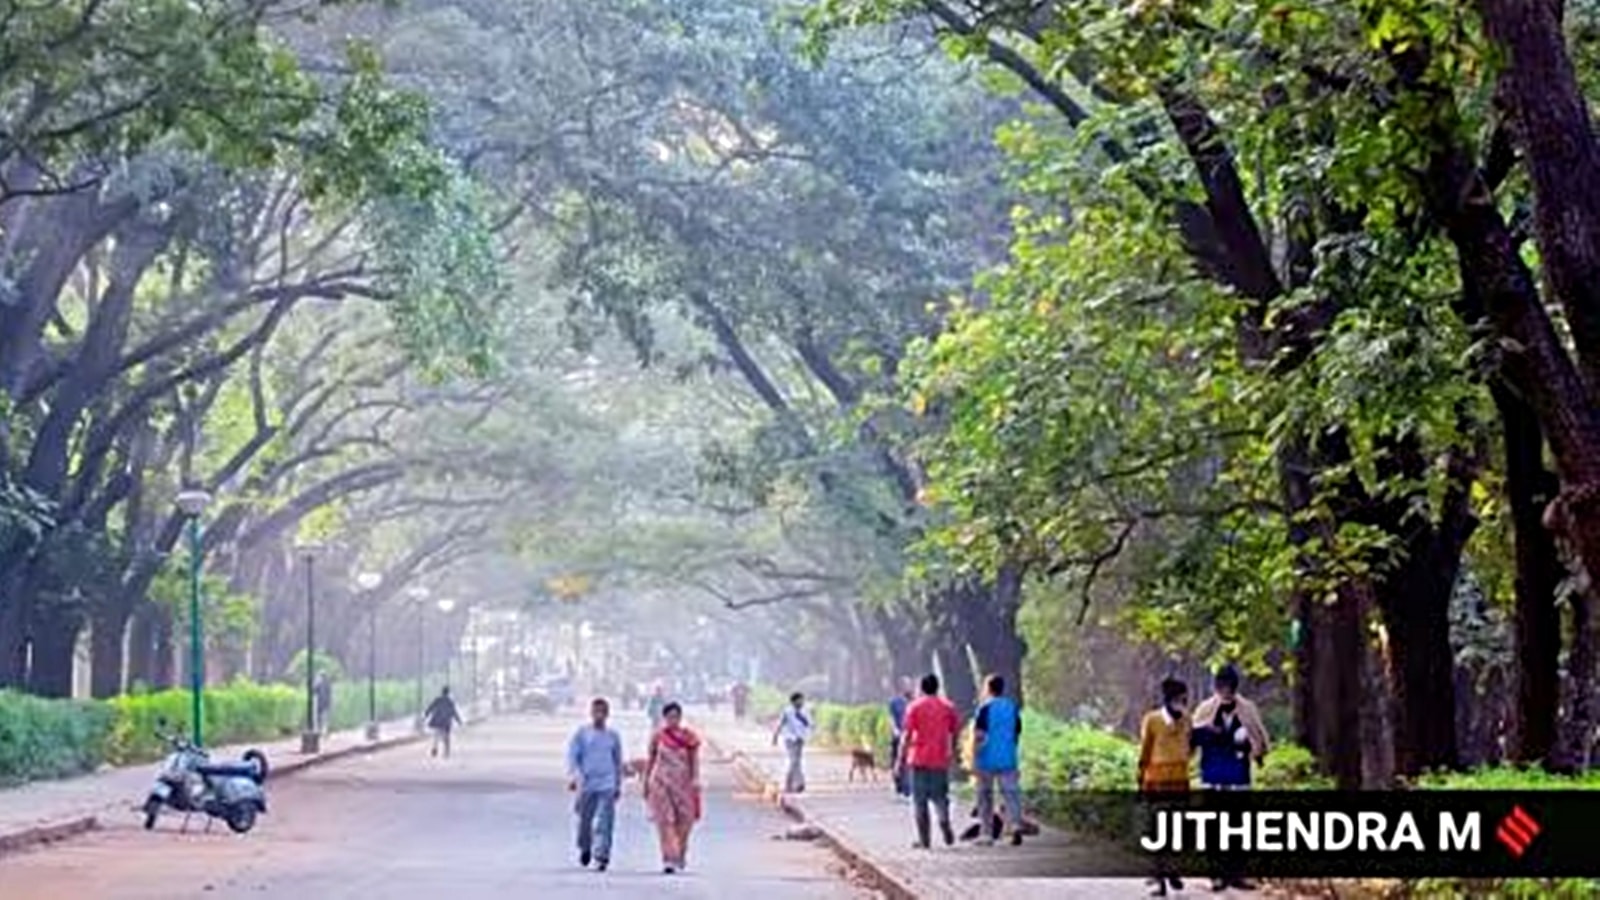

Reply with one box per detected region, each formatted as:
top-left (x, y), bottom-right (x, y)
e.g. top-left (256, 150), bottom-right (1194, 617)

top-left (1369, 433), bottom-right (1475, 776)
top-left (90, 601), bottom-right (132, 698)
top-left (955, 566), bottom-right (1027, 707)
top-left (27, 603), bottom-right (81, 698)
top-left (1466, 3), bottom-right (1600, 607)
top-left (875, 607), bottom-right (923, 685)
top-left (151, 604), bottom-right (176, 690)
top-left (1497, 383), bottom-right (1566, 766)
top-left (933, 628), bottom-right (978, 714)
top-left (126, 603), bottom-right (156, 689)
top-left (0, 577), bottom-right (26, 688)
top-left (1557, 592), bottom-right (1598, 770)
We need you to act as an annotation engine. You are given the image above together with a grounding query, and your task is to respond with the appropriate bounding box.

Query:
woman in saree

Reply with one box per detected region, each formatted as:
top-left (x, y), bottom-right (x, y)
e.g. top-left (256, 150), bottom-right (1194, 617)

top-left (644, 701), bottom-right (701, 873)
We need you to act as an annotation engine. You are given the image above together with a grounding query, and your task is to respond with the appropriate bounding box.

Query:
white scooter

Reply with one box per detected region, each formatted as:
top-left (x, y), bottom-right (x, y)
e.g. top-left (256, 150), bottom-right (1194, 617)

top-left (142, 724), bottom-right (269, 834)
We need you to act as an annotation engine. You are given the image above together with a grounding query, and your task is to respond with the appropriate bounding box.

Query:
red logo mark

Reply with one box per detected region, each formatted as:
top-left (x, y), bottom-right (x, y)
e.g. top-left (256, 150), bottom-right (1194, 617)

top-left (1495, 806), bottom-right (1541, 858)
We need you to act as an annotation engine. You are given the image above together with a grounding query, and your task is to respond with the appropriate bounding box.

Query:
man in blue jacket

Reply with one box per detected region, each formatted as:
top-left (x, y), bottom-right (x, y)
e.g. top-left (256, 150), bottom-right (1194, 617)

top-left (972, 674), bottom-right (1024, 846)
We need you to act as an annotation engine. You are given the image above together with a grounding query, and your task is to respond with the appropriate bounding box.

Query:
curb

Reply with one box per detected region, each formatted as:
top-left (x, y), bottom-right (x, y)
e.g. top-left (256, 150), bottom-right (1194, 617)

top-left (0, 716), bottom-right (487, 860)
top-left (703, 731), bottom-right (923, 900)
top-left (0, 815), bottom-right (99, 858)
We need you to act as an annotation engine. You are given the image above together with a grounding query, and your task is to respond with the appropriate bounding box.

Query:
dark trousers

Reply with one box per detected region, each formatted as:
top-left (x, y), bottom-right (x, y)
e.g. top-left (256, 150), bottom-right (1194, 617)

top-left (889, 737), bottom-right (910, 795)
top-left (910, 767), bottom-right (951, 847)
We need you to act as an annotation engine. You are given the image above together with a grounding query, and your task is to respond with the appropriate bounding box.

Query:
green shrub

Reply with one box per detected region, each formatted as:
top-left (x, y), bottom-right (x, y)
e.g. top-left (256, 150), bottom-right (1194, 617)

top-left (1416, 765), bottom-right (1600, 790)
top-left (107, 682), bottom-right (300, 763)
top-left (0, 690), bottom-right (116, 786)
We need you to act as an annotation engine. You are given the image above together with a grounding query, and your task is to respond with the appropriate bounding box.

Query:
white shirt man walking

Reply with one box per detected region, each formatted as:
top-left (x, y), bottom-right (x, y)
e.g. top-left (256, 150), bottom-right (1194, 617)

top-left (772, 692), bottom-right (812, 794)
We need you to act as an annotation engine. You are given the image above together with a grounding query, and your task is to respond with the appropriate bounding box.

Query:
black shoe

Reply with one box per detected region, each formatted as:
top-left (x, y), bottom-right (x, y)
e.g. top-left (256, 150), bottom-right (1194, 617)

top-left (1169, 877), bottom-right (1185, 890)
top-left (1010, 831), bottom-right (1024, 846)
top-left (596, 859), bottom-right (608, 872)
top-left (1148, 879), bottom-right (1168, 897)
top-left (580, 850), bottom-right (591, 867)
top-left (940, 821), bottom-right (955, 846)
top-left (663, 865), bottom-right (676, 874)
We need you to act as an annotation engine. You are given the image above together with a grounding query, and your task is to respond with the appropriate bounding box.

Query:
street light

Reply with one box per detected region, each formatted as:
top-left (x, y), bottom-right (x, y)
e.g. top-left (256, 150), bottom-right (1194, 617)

top-left (174, 488), bottom-right (211, 748)
top-left (356, 571), bottom-right (382, 740)
top-left (437, 599), bottom-right (459, 713)
top-left (407, 585), bottom-right (431, 733)
top-left (295, 541), bottom-right (324, 754)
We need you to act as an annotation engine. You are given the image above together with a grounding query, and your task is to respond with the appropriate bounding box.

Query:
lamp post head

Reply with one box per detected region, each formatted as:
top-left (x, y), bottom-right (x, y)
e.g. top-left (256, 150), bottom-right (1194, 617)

top-left (406, 585), bottom-right (431, 602)
top-left (174, 488), bottom-right (212, 517)
top-left (437, 598), bottom-right (457, 614)
top-left (356, 572), bottom-right (383, 591)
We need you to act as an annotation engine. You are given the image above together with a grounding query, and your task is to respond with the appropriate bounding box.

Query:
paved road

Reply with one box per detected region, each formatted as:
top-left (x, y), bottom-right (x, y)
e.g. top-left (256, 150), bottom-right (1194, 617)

top-left (0, 713), bottom-right (875, 900)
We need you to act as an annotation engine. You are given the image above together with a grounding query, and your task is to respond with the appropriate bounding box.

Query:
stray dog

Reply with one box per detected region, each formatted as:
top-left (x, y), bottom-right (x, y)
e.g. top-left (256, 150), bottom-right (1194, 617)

top-left (624, 757), bottom-right (649, 778)
top-left (847, 747), bottom-right (879, 782)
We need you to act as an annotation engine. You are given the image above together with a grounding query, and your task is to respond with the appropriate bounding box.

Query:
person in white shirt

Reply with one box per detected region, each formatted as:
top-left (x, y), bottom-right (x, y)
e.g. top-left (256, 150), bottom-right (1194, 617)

top-left (771, 692), bottom-right (812, 793)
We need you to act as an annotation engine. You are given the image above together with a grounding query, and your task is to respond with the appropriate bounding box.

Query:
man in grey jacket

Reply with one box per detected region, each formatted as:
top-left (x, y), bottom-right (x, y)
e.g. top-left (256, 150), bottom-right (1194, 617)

top-left (567, 697), bottom-right (625, 871)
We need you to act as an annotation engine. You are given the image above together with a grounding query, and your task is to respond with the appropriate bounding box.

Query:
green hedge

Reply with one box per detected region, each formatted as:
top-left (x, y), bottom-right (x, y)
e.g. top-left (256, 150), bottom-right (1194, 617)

top-left (2, 678), bottom-right (434, 784)
top-left (0, 691), bottom-right (117, 787)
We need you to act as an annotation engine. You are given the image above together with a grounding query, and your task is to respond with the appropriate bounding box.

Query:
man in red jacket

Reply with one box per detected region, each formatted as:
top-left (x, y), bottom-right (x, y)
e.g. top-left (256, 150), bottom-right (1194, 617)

top-left (898, 673), bottom-right (962, 848)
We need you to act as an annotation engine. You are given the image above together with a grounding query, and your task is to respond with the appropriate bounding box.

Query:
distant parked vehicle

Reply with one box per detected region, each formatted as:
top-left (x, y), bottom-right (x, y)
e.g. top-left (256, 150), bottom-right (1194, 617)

top-left (541, 675), bottom-right (575, 709)
top-left (143, 724), bottom-right (268, 834)
top-left (519, 687), bottom-right (555, 714)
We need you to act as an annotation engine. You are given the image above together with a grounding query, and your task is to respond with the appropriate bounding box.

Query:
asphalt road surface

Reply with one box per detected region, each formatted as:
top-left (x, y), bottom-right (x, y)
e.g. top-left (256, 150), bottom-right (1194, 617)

top-left (0, 712), bottom-right (876, 900)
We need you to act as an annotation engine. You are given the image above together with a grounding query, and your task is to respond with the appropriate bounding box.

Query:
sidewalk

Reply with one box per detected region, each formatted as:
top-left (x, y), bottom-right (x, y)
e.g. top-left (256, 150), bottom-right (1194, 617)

top-left (696, 710), bottom-right (1154, 899)
top-left (0, 714), bottom-right (422, 855)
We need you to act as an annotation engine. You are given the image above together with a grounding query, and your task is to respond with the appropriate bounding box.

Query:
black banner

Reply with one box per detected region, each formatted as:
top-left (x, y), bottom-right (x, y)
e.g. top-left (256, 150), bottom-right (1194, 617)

top-left (1036, 791), bottom-right (1600, 878)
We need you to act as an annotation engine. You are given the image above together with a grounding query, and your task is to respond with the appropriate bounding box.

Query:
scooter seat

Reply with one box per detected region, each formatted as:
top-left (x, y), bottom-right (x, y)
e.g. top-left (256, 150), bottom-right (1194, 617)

top-left (197, 762), bottom-right (260, 778)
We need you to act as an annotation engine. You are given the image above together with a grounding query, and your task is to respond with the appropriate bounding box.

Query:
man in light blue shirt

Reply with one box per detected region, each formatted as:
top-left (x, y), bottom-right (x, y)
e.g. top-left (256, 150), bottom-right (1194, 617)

top-left (568, 697), bottom-right (624, 871)
top-left (973, 674), bottom-right (1023, 846)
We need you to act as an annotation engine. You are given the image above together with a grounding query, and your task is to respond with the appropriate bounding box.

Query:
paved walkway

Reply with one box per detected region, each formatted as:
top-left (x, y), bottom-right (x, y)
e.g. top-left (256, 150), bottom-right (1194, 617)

top-left (0, 714), bottom-right (420, 845)
top-left (0, 712), bottom-right (871, 899)
top-left (697, 711), bottom-right (1163, 899)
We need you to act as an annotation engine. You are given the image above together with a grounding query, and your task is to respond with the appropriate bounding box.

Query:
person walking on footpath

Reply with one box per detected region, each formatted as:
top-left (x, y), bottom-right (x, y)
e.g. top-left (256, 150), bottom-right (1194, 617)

top-left (730, 681), bottom-right (750, 721)
top-left (887, 677), bottom-right (913, 799)
top-left (424, 685), bottom-right (463, 758)
top-left (644, 701), bottom-right (702, 874)
top-left (314, 673), bottom-right (333, 734)
top-left (973, 674), bottom-right (1025, 846)
top-left (568, 697), bottom-right (625, 872)
top-left (899, 673), bottom-right (961, 849)
top-left (772, 691), bottom-right (812, 794)
top-left (1139, 677), bottom-right (1193, 897)
top-left (1192, 665), bottom-right (1268, 892)
top-left (646, 683), bottom-right (667, 731)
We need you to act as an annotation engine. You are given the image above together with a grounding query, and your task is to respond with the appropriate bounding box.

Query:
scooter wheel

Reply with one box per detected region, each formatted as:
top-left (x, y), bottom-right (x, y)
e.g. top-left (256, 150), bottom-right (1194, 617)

top-left (225, 804), bottom-right (257, 834)
top-left (243, 749), bottom-right (269, 785)
top-left (143, 797), bottom-right (162, 830)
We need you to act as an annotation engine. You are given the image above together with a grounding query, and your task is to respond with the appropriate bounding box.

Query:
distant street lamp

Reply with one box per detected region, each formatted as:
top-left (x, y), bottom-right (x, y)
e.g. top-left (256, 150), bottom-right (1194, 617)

top-left (437, 599), bottom-right (459, 712)
top-left (296, 542), bottom-right (324, 754)
top-left (356, 571), bottom-right (383, 740)
top-left (407, 585), bottom-right (431, 733)
top-left (174, 488), bottom-right (212, 747)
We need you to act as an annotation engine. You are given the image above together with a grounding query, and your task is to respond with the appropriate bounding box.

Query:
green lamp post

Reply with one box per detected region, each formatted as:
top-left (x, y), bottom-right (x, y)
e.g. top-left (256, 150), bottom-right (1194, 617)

top-left (296, 541), bottom-right (324, 754)
top-left (174, 488), bottom-right (212, 747)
